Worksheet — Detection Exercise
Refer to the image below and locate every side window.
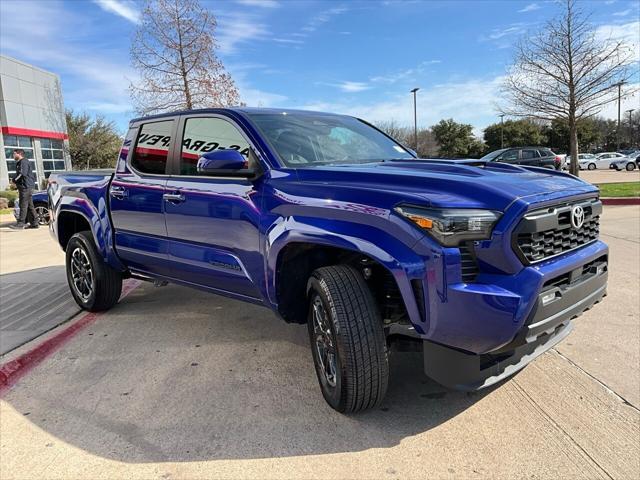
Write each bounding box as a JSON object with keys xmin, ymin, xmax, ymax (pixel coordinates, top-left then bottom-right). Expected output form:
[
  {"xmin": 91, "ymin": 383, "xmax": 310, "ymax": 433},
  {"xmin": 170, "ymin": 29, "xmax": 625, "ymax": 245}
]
[
  {"xmin": 499, "ymin": 150, "xmax": 518, "ymax": 162},
  {"xmin": 521, "ymin": 149, "xmax": 537, "ymax": 160},
  {"xmin": 131, "ymin": 121, "xmax": 173, "ymax": 175},
  {"xmin": 180, "ymin": 117, "xmax": 250, "ymax": 175}
]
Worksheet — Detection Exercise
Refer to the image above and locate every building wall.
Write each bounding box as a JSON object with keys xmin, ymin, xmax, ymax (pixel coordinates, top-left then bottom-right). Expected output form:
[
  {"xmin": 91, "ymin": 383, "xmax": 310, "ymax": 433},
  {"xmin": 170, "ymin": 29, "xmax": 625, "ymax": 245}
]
[{"xmin": 0, "ymin": 55, "xmax": 71, "ymax": 190}]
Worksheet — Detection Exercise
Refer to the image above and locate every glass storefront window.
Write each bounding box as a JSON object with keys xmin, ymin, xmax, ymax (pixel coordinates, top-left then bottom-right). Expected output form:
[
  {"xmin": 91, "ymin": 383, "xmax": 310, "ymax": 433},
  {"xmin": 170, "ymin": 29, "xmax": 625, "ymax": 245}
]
[
  {"xmin": 3, "ymin": 135, "xmax": 36, "ymax": 181},
  {"xmin": 40, "ymin": 137, "xmax": 66, "ymax": 177}
]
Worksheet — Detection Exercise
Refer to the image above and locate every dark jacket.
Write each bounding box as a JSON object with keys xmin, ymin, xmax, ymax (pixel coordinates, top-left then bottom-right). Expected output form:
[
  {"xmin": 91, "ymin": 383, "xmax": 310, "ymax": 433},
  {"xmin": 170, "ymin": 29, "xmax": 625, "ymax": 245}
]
[{"xmin": 15, "ymin": 157, "xmax": 36, "ymax": 189}]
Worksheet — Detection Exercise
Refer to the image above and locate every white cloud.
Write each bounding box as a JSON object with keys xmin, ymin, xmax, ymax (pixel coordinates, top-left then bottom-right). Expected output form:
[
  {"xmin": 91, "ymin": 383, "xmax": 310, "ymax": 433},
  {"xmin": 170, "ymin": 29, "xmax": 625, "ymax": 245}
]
[
  {"xmin": 594, "ymin": 20, "xmax": 640, "ymax": 63},
  {"xmin": 236, "ymin": 0, "xmax": 280, "ymax": 7},
  {"xmin": 612, "ymin": 9, "xmax": 632, "ymax": 17},
  {"xmin": 370, "ymin": 60, "xmax": 441, "ymax": 84},
  {"xmin": 272, "ymin": 38, "xmax": 305, "ymax": 45},
  {"xmin": 327, "ymin": 81, "xmax": 371, "ymax": 93},
  {"xmin": 216, "ymin": 12, "xmax": 270, "ymax": 54},
  {"xmin": 93, "ymin": 0, "xmax": 140, "ymax": 24},
  {"xmin": 518, "ymin": 3, "xmax": 540, "ymax": 13}
]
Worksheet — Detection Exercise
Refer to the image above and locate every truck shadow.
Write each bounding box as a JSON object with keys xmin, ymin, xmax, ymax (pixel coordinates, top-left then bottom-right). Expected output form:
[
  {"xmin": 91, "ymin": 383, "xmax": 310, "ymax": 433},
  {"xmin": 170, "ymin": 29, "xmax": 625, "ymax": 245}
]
[{"xmin": 3, "ymin": 283, "xmax": 493, "ymax": 462}]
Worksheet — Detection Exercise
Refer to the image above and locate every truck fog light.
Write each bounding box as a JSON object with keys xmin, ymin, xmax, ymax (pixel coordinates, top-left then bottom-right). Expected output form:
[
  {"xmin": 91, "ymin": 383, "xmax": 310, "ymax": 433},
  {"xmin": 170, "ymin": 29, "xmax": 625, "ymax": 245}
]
[{"xmin": 541, "ymin": 291, "xmax": 558, "ymax": 306}]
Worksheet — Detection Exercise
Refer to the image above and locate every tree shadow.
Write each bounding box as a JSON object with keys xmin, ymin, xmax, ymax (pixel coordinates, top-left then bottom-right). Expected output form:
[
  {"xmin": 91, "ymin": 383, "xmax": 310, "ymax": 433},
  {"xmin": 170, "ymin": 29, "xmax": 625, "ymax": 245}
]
[{"xmin": 3, "ymin": 283, "xmax": 492, "ymax": 462}]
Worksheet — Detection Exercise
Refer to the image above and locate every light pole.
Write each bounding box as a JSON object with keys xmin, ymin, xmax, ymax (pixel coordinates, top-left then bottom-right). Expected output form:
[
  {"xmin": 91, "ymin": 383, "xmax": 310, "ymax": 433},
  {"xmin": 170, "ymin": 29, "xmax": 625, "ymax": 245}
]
[
  {"xmin": 626, "ymin": 109, "xmax": 635, "ymax": 146},
  {"xmin": 410, "ymin": 88, "xmax": 419, "ymax": 151},
  {"xmin": 499, "ymin": 114, "xmax": 505, "ymax": 149},
  {"xmin": 616, "ymin": 81, "xmax": 625, "ymax": 152}
]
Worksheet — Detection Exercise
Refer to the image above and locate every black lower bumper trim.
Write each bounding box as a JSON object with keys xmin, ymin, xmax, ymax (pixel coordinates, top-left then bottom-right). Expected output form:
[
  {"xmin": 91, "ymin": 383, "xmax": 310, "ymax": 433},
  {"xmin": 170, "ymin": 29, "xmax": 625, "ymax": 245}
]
[{"xmin": 423, "ymin": 277, "xmax": 606, "ymax": 391}]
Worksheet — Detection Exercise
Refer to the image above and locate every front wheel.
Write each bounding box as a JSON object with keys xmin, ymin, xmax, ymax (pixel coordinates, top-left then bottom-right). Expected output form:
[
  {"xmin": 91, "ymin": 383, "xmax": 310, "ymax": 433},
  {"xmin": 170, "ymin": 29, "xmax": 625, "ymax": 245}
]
[
  {"xmin": 626, "ymin": 162, "xmax": 636, "ymax": 171},
  {"xmin": 588, "ymin": 163, "xmax": 596, "ymax": 170},
  {"xmin": 307, "ymin": 265, "xmax": 389, "ymax": 413},
  {"xmin": 66, "ymin": 231, "xmax": 122, "ymax": 311}
]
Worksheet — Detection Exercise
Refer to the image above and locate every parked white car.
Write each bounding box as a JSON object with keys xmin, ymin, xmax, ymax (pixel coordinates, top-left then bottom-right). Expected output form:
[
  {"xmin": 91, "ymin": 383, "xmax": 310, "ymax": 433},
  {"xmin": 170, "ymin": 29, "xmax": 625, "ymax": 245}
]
[
  {"xmin": 585, "ymin": 152, "xmax": 628, "ymax": 169},
  {"xmin": 610, "ymin": 156, "xmax": 637, "ymax": 171},
  {"xmin": 577, "ymin": 153, "xmax": 599, "ymax": 170}
]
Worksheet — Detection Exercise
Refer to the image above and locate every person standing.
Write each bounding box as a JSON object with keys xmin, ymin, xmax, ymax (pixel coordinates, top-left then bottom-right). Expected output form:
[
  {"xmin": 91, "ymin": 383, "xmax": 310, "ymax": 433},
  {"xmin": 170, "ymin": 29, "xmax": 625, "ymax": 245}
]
[{"xmin": 9, "ymin": 149, "xmax": 39, "ymax": 229}]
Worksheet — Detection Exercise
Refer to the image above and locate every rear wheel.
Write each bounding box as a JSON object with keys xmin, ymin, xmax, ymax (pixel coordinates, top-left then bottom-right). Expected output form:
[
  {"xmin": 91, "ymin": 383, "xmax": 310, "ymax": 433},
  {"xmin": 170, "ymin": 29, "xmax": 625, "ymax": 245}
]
[
  {"xmin": 66, "ymin": 231, "xmax": 122, "ymax": 311},
  {"xmin": 588, "ymin": 163, "xmax": 596, "ymax": 170},
  {"xmin": 307, "ymin": 265, "xmax": 389, "ymax": 413},
  {"xmin": 626, "ymin": 162, "xmax": 635, "ymax": 171},
  {"xmin": 34, "ymin": 203, "xmax": 50, "ymax": 225}
]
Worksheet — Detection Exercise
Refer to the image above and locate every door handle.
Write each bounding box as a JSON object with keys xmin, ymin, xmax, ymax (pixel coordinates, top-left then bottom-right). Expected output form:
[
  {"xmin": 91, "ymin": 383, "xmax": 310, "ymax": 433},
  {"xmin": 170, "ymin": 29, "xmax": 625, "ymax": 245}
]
[
  {"xmin": 110, "ymin": 186, "xmax": 128, "ymax": 199},
  {"xmin": 163, "ymin": 192, "xmax": 185, "ymax": 203}
]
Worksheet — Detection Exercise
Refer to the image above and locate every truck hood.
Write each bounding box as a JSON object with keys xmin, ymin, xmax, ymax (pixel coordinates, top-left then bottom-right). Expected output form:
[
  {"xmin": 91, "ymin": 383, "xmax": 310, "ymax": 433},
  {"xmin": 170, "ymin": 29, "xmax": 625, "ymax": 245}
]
[{"xmin": 291, "ymin": 160, "xmax": 598, "ymax": 211}]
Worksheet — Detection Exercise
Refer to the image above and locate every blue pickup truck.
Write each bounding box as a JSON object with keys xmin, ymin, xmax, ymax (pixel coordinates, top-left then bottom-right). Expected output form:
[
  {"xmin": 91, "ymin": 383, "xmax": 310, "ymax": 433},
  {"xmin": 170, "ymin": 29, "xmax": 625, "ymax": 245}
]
[{"xmin": 49, "ymin": 108, "xmax": 608, "ymax": 412}]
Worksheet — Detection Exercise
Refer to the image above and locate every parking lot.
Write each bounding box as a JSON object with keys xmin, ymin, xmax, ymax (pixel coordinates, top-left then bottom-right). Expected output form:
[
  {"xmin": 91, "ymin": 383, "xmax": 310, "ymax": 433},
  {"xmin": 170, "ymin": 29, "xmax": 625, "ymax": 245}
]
[{"xmin": 1, "ymin": 206, "xmax": 639, "ymax": 479}]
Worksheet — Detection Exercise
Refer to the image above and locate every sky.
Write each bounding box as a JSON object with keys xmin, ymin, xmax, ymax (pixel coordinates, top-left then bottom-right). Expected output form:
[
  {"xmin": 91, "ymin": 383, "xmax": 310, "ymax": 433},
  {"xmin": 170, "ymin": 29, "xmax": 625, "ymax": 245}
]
[{"xmin": 0, "ymin": 0, "xmax": 638, "ymax": 135}]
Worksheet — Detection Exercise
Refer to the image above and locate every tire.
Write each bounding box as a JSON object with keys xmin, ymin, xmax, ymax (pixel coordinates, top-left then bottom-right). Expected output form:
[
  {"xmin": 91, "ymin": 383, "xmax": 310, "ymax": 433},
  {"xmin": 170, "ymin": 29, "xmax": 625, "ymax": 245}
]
[
  {"xmin": 307, "ymin": 265, "xmax": 389, "ymax": 413},
  {"xmin": 34, "ymin": 203, "xmax": 50, "ymax": 225},
  {"xmin": 588, "ymin": 163, "xmax": 596, "ymax": 170},
  {"xmin": 626, "ymin": 162, "xmax": 635, "ymax": 171},
  {"xmin": 66, "ymin": 231, "xmax": 122, "ymax": 311}
]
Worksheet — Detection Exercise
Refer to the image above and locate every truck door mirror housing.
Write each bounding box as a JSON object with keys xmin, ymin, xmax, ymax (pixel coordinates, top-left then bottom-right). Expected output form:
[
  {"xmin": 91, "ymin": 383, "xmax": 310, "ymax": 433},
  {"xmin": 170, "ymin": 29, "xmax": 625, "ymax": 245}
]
[{"xmin": 197, "ymin": 150, "xmax": 256, "ymax": 178}]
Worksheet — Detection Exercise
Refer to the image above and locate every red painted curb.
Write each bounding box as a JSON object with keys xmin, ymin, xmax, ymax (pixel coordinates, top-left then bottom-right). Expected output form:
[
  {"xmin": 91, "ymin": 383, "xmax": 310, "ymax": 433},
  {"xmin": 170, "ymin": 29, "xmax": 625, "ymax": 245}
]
[
  {"xmin": 602, "ymin": 197, "xmax": 640, "ymax": 206},
  {"xmin": 0, "ymin": 279, "xmax": 141, "ymax": 397}
]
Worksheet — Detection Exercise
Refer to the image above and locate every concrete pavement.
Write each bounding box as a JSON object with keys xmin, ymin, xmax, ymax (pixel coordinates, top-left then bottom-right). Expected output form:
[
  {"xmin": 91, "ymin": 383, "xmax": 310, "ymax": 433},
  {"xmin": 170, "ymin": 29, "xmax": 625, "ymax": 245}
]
[{"xmin": 1, "ymin": 208, "xmax": 639, "ymax": 479}]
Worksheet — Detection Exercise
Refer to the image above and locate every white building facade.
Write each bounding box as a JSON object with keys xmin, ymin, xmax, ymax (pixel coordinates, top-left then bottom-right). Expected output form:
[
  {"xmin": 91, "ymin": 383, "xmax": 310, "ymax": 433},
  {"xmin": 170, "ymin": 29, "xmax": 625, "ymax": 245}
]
[{"xmin": 0, "ymin": 55, "xmax": 72, "ymax": 190}]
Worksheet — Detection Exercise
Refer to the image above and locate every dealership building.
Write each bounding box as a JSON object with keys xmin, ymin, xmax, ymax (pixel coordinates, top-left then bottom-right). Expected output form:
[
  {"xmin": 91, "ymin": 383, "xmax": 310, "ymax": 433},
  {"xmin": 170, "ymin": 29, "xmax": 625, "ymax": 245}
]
[{"xmin": 0, "ymin": 55, "xmax": 71, "ymax": 190}]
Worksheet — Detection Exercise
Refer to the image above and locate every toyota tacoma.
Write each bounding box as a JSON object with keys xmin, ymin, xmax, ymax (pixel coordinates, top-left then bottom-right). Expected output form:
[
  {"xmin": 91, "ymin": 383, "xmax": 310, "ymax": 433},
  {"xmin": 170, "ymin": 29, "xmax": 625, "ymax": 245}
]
[{"xmin": 48, "ymin": 108, "xmax": 608, "ymax": 413}]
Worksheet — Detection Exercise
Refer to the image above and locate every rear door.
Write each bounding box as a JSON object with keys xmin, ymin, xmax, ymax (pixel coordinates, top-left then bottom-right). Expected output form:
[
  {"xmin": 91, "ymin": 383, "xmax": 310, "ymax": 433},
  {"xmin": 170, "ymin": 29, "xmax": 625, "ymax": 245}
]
[
  {"xmin": 163, "ymin": 113, "xmax": 263, "ymax": 300},
  {"xmin": 519, "ymin": 148, "xmax": 541, "ymax": 167},
  {"xmin": 110, "ymin": 119, "xmax": 176, "ymax": 276}
]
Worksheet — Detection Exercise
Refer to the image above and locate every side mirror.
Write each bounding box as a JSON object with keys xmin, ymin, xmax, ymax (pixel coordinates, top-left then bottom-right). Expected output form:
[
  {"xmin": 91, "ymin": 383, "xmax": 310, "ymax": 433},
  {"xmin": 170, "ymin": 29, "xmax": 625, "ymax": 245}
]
[{"xmin": 197, "ymin": 150, "xmax": 254, "ymax": 177}]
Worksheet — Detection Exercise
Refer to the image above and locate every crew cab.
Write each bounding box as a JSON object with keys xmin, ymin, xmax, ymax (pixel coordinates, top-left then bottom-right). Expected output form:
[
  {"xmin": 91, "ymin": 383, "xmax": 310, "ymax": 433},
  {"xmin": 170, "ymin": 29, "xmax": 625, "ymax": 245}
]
[{"xmin": 48, "ymin": 108, "xmax": 608, "ymax": 413}]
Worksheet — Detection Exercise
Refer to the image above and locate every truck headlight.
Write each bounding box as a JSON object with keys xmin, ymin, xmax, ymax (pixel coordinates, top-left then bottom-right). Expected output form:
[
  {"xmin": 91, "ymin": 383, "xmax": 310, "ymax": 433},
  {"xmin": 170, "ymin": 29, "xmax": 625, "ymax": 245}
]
[{"xmin": 395, "ymin": 206, "xmax": 502, "ymax": 247}]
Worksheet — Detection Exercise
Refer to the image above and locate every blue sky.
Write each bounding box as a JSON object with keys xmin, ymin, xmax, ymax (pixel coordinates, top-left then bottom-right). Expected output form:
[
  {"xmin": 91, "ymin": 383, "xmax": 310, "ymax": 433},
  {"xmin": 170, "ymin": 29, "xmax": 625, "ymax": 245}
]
[{"xmin": 1, "ymin": 0, "xmax": 638, "ymax": 134}]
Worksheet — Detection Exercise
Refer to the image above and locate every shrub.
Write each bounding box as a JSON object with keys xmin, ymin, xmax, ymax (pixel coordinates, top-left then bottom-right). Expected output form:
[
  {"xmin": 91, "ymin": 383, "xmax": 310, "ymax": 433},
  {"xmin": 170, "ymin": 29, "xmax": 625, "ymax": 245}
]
[{"xmin": 0, "ymin": 190, "xmax": 19, "ymax": 207}]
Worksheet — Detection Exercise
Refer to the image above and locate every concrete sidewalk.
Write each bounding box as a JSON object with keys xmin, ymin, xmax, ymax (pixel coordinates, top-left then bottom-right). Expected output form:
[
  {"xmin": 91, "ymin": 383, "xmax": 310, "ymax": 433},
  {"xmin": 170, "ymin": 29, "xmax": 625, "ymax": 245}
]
[{"xmin": 0, "ymin": 208, "xmax": 638, "ymax": 479}]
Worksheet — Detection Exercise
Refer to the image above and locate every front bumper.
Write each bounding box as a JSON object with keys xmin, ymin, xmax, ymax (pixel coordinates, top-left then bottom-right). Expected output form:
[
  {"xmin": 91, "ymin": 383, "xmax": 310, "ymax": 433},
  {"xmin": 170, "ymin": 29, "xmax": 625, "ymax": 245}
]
[{"xmin": 422, "ymin": 251, "xmax": 607, "ymax": 390}]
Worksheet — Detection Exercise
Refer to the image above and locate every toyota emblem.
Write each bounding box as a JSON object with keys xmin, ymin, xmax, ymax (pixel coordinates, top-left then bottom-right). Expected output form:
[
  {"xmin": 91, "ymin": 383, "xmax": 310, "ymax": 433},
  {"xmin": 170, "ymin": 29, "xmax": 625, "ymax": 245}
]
[{"xmin": 571, "ymin": 205, "xmax": 585, "ymax": 229}]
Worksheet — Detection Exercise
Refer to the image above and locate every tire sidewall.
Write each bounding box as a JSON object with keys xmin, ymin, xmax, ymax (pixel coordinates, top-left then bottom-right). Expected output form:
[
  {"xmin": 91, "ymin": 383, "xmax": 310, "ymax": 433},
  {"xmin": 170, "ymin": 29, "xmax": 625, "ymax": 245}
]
[
  {"xmin": 66, "ymin": 233, "xmax": 100, "ymax": 310},
  {"xmin": 626, "ymin": 163, "xmax": 635, "ymax": 171},
  {"xmin": 307, "ymin": 276, "xmax": 344, "ymax": 410},
  {"xmin": 588, "ymin": 163, "xmax": 596, "ymax": 170}
]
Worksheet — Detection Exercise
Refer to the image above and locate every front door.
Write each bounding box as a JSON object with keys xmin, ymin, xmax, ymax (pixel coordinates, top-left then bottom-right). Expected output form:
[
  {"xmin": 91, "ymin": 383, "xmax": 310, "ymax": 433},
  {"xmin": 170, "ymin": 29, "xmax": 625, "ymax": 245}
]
[
  {"xmin": 163, "ymin": 114, "xmax": 262, "ymax": 300},
  {"xmin": 110, "ymin": 119, "xmax": 175, "ymax": 276}
]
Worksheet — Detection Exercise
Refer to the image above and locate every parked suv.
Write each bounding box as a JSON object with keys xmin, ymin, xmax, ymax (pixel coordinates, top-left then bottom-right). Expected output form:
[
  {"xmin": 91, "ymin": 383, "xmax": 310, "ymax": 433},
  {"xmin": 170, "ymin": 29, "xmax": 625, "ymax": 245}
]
[
  {"xmin": 480, "ymin": 147, "xmax": 562, "ymax": 170},
  {"xmin": 49, "ymin": 108, "xmax": 608, "ymax": 413}
]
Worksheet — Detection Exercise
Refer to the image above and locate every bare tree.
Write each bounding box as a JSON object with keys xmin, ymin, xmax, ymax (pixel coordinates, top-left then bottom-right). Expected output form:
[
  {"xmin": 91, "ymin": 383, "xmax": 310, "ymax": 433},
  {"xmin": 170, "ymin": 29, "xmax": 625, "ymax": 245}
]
[
  {"xmin": 502, "ymin": 0, "xmax": 634, "ymax": 175},
  {"xmin": 130, "ymin": 0, "xmax": 240, "ymax": 115}
]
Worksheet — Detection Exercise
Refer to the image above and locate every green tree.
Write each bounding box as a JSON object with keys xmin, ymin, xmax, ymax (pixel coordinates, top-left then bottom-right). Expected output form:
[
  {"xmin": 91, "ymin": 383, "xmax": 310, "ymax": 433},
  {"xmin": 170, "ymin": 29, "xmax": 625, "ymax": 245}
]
[
  {"xmin": 432, "ymin": 119, "xmax": 485, "ymax": 158},
  {"xmin": 66, "ymin": 110, "xmax": 123, "ymax": 170},
  {"xmin": 543, "ymin": 118, "xmax": 601, "ymax": 153},
  {"xmin": 483, "ymin": 119, "xmax": 546, "ymax": 151}
]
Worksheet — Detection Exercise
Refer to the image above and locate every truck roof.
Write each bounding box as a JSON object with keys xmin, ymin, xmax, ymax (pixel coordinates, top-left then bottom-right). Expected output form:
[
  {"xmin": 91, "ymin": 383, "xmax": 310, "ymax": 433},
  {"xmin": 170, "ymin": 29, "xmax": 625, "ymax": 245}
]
[{"xmin": 129, "ymin": 107, "xmax": 344, "ymax": 125}]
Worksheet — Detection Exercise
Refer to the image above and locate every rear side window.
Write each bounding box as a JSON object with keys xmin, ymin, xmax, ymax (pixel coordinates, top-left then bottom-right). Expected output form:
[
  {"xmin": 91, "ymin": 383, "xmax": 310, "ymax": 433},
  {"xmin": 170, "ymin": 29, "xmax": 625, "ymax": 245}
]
[
  {"xmin": 537, "ymin": 149, "xmax": 551, "ymax": 157},
  {"xmin": 131, "ymin": 120, "xmax": 173, "ymax": 174},
  {"xmin": 521, "ymin": 149, "xmax": 538, "ymax": 159},
  {"xmin": 180, "ymin": 116, "xmax": 249, "ymax": 175}
]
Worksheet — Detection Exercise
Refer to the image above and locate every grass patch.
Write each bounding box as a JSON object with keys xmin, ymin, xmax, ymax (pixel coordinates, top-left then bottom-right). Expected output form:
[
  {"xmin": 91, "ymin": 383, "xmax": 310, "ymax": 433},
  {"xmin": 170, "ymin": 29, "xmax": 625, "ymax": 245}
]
[
  {"xmin": 597, "ymin": 182, "xmax": 640, "ymax": 197},
  {"xmin": 0, "ymin": 208, "xmax": 13, "ymax": 215}
]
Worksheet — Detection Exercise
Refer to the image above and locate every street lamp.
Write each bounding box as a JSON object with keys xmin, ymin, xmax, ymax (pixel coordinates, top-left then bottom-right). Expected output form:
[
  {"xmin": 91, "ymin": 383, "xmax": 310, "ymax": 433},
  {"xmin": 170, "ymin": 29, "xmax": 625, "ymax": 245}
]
[
  {"xmin": 410, "ymin": 88, "xmax": 420, "ymax": 151},
  {"xmin": 616, "ymin": 81, "xmax": 625, "ymax": 152},
  {"xmin": 499, "ymin": 114, "xmax": 505, "ymax": 149}
]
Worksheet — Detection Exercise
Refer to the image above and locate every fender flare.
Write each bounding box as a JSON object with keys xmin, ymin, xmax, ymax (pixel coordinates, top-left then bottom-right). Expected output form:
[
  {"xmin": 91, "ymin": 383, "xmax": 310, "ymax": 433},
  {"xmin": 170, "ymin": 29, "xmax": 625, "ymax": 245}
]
[
  {"xmin": 264, "ymin": 216, "xmax": 428, "ymax": 328},
  {"xmin": 54, "ymin": 194, "xmax": 125, "ymax": 271}
]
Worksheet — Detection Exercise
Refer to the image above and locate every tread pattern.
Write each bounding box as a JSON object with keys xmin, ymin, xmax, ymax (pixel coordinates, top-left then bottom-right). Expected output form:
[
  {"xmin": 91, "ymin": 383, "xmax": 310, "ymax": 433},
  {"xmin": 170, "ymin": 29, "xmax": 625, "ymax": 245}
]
[{"xmin": 311, "ymin": 265, "xmax": 389, "ymax": 412}]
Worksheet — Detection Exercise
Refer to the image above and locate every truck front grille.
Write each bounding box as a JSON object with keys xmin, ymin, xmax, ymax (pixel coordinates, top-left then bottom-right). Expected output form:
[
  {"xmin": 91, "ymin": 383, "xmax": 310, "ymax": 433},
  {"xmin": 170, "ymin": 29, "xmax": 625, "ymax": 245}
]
[{"xmin": 513, "ymin": 197, "xmax": 602, "ymax": 264}]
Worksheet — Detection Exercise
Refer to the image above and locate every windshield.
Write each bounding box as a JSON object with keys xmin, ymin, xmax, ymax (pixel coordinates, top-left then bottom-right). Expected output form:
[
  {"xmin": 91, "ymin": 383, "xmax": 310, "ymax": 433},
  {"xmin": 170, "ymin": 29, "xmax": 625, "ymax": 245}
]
[
  {"xmin": 245, "ymin": 112, "xmax": 414, "ymax": 167},
  {"xmin": 479, "ymin": 148, "xmax": 508, "ymax": 161}
]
